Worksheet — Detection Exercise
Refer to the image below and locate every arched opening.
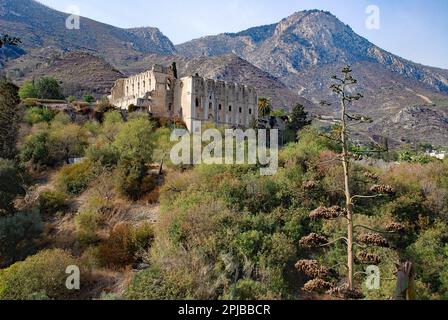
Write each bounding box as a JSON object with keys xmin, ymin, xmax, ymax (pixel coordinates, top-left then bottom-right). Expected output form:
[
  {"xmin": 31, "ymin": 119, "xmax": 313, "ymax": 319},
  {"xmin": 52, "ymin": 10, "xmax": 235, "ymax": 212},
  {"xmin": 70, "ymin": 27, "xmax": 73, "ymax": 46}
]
[
  {"xmin": 195, "ymin": 98, "xmax": 200, "ymax": 108},
  {"xmin": 166, "ymin": 79, "xmax": 172, "ymax": 91},
  {"xmin": 209, "ymin": 102, "xmax": 213, "ymax": 110}
]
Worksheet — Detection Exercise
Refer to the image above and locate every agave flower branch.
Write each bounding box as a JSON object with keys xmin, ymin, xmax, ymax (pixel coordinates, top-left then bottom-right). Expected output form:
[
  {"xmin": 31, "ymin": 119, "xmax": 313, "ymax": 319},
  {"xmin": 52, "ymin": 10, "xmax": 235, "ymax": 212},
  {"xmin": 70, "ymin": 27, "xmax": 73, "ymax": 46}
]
[{"xmin": 296, "ymin": 66, "xmax": 400, "ymax": 299}]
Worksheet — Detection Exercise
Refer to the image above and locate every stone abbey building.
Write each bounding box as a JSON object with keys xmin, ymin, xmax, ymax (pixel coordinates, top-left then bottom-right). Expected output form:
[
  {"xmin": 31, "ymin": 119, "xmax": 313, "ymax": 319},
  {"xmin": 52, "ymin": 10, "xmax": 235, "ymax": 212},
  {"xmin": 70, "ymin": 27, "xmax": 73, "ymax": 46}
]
[{"xmin": 109, "ymin": 65, "xmax": 258, "ymax": 132}]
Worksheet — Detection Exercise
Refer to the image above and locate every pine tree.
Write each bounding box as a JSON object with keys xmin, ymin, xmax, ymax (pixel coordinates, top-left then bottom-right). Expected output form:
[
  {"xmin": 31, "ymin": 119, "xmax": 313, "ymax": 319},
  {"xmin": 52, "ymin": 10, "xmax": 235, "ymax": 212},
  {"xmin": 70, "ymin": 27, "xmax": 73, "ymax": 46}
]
[
  {"xmin": 288, "ymin": 103, "xmax": 311, "ymax": 134},
  {"xmin": 172, "ymin": 62, "xmax": 178, "ymax": 79},
  {"xmin": 0, "ymin": 79, "xmax": 21, "ymax": 160}
]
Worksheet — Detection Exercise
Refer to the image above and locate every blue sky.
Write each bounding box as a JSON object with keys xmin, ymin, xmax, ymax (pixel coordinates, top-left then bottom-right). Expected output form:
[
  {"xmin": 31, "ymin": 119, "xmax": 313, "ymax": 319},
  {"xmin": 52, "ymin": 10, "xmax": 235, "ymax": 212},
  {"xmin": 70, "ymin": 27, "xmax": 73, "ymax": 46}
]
[{"xmin": 36, "ymin": 0, "xmax": 448, "ymax": 69}]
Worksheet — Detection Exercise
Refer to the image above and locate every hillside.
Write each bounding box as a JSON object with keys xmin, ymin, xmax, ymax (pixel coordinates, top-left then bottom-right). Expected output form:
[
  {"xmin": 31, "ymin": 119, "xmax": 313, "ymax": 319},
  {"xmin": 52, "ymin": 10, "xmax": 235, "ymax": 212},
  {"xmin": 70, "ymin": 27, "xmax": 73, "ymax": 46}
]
[
  {"xmin": 2, "ymin": 3, "xmax": 448, "ymax": 145},
  {"xmin": 371, "ymin": 105, "xmax": 448, "ymax": 147},
  {"xmin": 4, "ymin": 50, "xmax": 125, "ymax": 97},
  {"xmin": 0, "ymin": 0, "xmax": 176, "ymax": 66}
]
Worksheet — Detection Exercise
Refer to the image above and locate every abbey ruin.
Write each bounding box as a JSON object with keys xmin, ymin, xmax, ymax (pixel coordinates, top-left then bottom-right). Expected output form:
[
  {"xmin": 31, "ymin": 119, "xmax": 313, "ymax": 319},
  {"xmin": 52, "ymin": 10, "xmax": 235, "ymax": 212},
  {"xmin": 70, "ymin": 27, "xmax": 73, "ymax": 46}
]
[{"xmin": 109, "ymin": 65, "xmax": 258, "ymax": 131}]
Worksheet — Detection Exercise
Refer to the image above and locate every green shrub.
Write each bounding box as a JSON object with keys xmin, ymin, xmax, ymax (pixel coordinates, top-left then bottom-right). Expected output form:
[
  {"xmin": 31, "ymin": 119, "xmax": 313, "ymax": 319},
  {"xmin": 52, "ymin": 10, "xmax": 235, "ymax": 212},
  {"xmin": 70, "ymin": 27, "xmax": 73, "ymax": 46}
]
[
  {"xmin": 407, "ymin": 222, "xmax": 448, "ymax": 298},
  {"xmin": 24, "ymin": 107, "xmax": 56, "ymax": 125},
  {"xmin": 231, "ymin": 279, "xmax": 268, "ymax": 300},
  {"xmin": 35, "ymin": 77, "xmax": 64, "ymax": 100},
  {"xmin": 124, "ymin": 265, "xmax": 187, "ymax": 300},
  {"xmin": 86, "ymin": 143, "xmax": 119, "ymax": 169},
  {"xmin": 57, "ymin": 160, "xmax": 95, "ymax": 195},
  {"xmin": 97, "ymin": 222, "xmax": 154, "ymax": 269},
  {"xmin": 0, "ymin": 211, "xmax": 43, "ymax": 268},
  {"xmin": 0, "ymin": 159, "xmax": 25, "ymax": 215},
  {"xmin": 75, "ymin": 209, "xmax": 101, "ymax": 245},
  {"xmin": 20, "ymin": 131, "xmax": 53, "ymax": 166},
  {"xmin": 0, "ymin": 249, "xmax": 80, "ymax": 300},
  {"xmin": 75, "ymin": 193, "xmax": 108, "ymax": 245},
  {"xmin": 83, "ymin": 94, "xmax": 95, "ymax": 104},
  {"xmin": 115, "ymin": 158, "xmax": 147, "ymax": 200},
  {"xmin": 18, "ymin": 81, "xmax": 38, "ymax": 100},
  {"xmin": 38, "ymin": 191, "xmax": 67, "ymax": 215}
]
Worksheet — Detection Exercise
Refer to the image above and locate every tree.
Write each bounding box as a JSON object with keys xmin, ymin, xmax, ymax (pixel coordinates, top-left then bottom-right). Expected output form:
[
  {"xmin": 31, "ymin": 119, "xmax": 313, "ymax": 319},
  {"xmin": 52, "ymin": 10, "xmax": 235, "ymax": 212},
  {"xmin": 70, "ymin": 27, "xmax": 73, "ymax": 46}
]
[
  {"xmin": 83, "ymin": 94, "xmax": 95, "ymax": 104},
  {"xmin": 172, "ymin": 62, "xmax": 178, "ymax": 79},
  {"xmin": 0, "ymin": 210, "xmax": 42, "ymax": 267},
  {"xmin": 20, "ymin": 131, "xmax": 52, "ymax": 166},
  {"xmin": 0, "ymin": 159, "xmax": 25, "ymax": 215},
  {"xmin": 258, "ymin": 97, "xmax": 271, "ymax": 118},
  {"xmin": 0, "ymin": 79, "xmax": 21, "ymax": 160},
  {"xmin": 296, "ymin": 66, "xmax": 397, "ymax": 298},
  {"xmin": 49, "ymin": 124, "xmax": 88, "ymax": 164},
  {"xmin": 102, "ymin": 110, "xmax": 124, "ymax": 143},
  {"xmin": 115, "ymin": 157, "xmax": 147, "ymax": 200},
  {"xmin": 113, "ymin": 117, "xmax": 154, "ymax": 163},
  {"xmin": 288, "ymin": 104, "xmax": 311, "ymax": 134},
  {"xmin": 34, "ymin": 77, "xmax": 64, "ymax": 100},
  {"xmin": 18, "ymin": 81, "xmax": 39, "ymax": 100},
  {"xmin": 24, "ymin": 106, "xmax": 56, "ymax": 124},
  {"xmin": 152, "ymin": 127, "xmax": 175, "ymax": 175},
  {"xmin": 0, "ymin": 34, "xmax": 21, "ymax": 48}
]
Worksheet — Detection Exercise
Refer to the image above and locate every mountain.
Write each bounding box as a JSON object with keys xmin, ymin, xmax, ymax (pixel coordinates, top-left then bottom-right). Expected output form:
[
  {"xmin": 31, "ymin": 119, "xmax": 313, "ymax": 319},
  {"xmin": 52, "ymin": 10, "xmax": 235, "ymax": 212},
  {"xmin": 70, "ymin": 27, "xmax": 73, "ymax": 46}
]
[
  {"xmin": 371, "ymin": 105, "xmax": 448, "ymax": 147},
  {"xmin": 3, "ymin": 49, "xmax": 125, "ymax": 97},
  {"xmin": 2, "ymin": 2, "xmax": 448, "ymax": 145},
  {"xmin": 0, "ymin": 0, "xmax": 176, "ymax": 66},
  {"xmin": 177, "ymin": 10, "xmax": 448, "ymax": 109}
]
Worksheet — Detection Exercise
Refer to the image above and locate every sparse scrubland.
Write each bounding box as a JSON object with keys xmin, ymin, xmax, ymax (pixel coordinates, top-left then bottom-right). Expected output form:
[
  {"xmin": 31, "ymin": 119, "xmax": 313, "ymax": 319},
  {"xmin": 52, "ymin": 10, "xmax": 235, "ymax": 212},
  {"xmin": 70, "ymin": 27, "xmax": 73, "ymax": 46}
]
[{"xmin": 1, "ymin": 76, "xmax": 448, "ymax": 300}]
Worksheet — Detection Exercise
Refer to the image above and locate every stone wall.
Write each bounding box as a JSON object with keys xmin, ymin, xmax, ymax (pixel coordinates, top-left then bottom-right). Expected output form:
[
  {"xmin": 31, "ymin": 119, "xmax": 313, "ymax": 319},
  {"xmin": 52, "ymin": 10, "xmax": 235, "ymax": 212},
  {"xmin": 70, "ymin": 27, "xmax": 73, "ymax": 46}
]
[{"xmin": 109, "ymin": 65, "xmax": 258, "ymax": 131}]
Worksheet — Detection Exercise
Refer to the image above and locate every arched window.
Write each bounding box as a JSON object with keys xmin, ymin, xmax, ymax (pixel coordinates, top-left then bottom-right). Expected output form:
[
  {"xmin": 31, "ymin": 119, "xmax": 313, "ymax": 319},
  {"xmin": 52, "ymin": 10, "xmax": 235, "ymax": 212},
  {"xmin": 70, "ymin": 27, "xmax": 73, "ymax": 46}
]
[
  {"xmin": 195, "ymin": 98, "xmax": 200, "ymax": 108},
  {"xmin": 229, "ymin": 105, "xmax": 232, "ymax": 112},
  {"xmin": 209, "ymin": 102, "xmax": 213, "ymax": 110},
  {"xmin": 218, "ymin": 104, "xmax": 222, "ymax": 111}
]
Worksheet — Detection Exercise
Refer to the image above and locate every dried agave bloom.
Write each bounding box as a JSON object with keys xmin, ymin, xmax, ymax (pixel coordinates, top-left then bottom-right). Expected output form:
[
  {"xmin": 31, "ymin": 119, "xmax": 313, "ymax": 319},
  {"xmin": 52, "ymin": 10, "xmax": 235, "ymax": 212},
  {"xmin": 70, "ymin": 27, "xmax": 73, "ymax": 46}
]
[
  {"xmin": 328, "ymin": 284, "xmax": 365, "ymax": 300},
  {"xmin": 364, "ymin": 171, "xmax": 379, "ymax": 181},
  {"xmin": 302, "ymin": 180, "xmax": 317, "ymax": 190},
  {"xmin": 309, "ymin": 206, "xmax": 346, "ymax": 220},
  {"xmin": 340, "ymin": 288, "xmax": 365, "ymax": 300},
  {"xmin": 370, "ymin": 184, "xmax": 396, "ymax": 195},
  {"xmin": 299, "ymin": 233, "xmax": 328, "ymax": 248},
  {"xmin": 295, "ymin": 260, "xmax": 329, "ymax": 278},
  {"xmin": 357, "ymin": 233, "xmax": 389, "ymax": 248},
  {"xmin": 303, "ymin": 279, "xmax": 332, "ymax": 293},
  {"xmin": 356, "ymin": 251, "xmax": 381, "ymax": 265},
  {"xmin": 386, "ymin": 222, "xmax": 405, "ymax": 233}
]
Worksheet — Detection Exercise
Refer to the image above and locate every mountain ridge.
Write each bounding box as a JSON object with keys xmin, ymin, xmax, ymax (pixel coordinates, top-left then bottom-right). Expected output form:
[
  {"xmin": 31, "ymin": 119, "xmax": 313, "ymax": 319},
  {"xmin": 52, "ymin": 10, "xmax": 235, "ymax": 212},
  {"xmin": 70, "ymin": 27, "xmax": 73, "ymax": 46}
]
[
  {"xmin": 0, "ymin": 0, "xmax": 176, "ymax": 66},
  {"xmin": 2, "ymin": 2, "xmax": 448, "ymax": 145}
]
